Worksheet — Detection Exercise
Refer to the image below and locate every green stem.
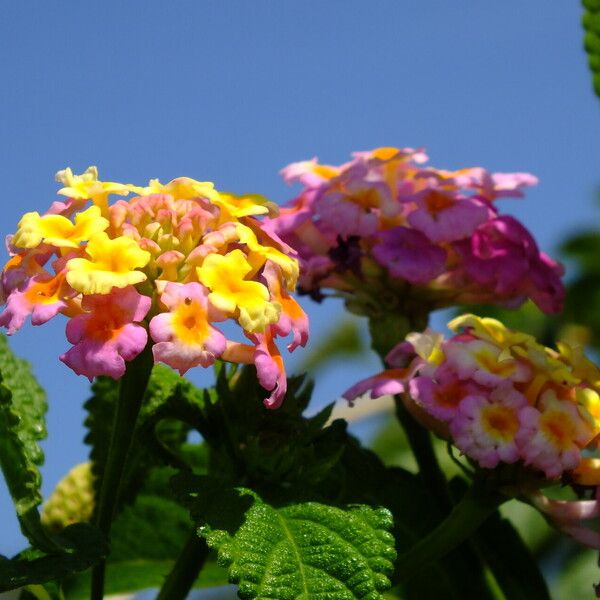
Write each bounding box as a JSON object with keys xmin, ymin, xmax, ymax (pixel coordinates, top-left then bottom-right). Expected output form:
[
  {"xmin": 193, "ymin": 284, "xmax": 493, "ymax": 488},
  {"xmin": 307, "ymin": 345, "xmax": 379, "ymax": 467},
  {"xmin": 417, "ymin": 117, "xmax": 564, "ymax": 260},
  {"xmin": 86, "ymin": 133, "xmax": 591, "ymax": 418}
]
[
  {"xmin": 395, "ymin": 481, "xmax": 506, "ymax": 582},
  {"xmin": 393, "ymin": 396, "xmax": 453, "ymax": 511},
  {"xmin": 90, "ymin": 344, "xmax": 154, "ymax": 600},
  {"xmin": 156, "ymin": 529, "xmax": 210, "ymax": 600},
  {"xmin": 368, "ymin": 313, "xmax": 451, "ymax": 511},
  {"xmin": 20, "ymin": 508, "xmax": 63, "ymax": 554}
]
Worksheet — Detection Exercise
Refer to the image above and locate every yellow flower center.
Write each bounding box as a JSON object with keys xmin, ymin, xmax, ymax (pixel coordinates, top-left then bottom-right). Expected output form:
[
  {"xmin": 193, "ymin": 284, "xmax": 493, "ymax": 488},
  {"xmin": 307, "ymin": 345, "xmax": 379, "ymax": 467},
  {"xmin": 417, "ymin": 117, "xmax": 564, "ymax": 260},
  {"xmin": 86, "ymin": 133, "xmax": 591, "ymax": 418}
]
[
  {"xmin": 481, "ymin": 406, "xmax": 519, "ymax": 441},
  {"xmin": 171, "ymin": 299, "xmax": 209, "ymax": 346}
]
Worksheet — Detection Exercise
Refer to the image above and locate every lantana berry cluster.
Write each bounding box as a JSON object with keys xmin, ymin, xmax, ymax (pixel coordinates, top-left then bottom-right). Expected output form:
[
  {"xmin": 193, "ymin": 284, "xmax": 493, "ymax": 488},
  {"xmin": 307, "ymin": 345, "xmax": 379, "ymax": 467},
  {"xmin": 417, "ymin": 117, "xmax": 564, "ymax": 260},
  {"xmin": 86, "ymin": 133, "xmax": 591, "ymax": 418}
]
[
  {"xmin": 0, "ymin": 167, "xmax": 308, "ymax": 407},
  {"xmin": 267, "ymin": 147, "xmax": 564, "ymax": 315},
  {"xmin": 345, "ymin": 314, "xmax": 600, "ymax": 482}
]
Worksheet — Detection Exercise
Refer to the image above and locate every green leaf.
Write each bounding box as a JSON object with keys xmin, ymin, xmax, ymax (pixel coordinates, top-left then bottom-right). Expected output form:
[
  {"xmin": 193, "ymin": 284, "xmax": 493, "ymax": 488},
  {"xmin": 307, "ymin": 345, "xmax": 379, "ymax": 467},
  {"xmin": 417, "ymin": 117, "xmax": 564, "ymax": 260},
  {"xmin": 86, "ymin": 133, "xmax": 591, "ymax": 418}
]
[
  {"xmin": 62, "ymin": 559, "xmax": 227, "ymax": 600},
  {"xmin": 0, "ymin": 335, "xmax": 53, "ymax": 550},
  {"xmin": 204, "ymin": 365, "xmax": 350, "ymax": 492},
  {"xmin": 583, "ymin": 0, "xmax": 600, "ymax": 98},
  {"xmin": 0, "ymin": 524, "xmax": 107, "ymax": 592},
  {"xmin": 473, "ymin": 507, "xmax": 550, "ymax": 600},
  {"xmin": 84, "ymin": 364, "xmax": 194, "ymax": 510},
  {"xmin": 175, "ymin": 476, "xmax": 396, "ymax": 600},
  {"xmin": 20, "ymin": 581, "xmax": 64, "ymax": 600},
  {"xmin": 0, "ymin": 334, "xmax": 47, "ymax": 469},
  {"xmin": 61, "ymin": 492, "xmax": 228, "ymax": 599},
  {"xmin": 553, "ymin": 548, "xmax": 600, "ymax": 600},
  {"xmin": 336, "ymin": 441, "xmax": 497, "ymax": 600},
  {"xmin": 299, "ymin": 318, "xmax": 366, "ymax": 374}
]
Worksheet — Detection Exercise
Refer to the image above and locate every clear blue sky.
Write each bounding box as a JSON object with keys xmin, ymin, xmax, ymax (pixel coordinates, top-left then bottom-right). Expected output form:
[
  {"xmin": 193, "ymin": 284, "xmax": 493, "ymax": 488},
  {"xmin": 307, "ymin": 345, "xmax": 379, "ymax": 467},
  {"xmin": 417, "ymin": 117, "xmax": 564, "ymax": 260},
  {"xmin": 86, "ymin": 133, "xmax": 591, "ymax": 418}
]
[{"xmin": 0, "ymin": 1, "xmax": 599, "ymax": 558}]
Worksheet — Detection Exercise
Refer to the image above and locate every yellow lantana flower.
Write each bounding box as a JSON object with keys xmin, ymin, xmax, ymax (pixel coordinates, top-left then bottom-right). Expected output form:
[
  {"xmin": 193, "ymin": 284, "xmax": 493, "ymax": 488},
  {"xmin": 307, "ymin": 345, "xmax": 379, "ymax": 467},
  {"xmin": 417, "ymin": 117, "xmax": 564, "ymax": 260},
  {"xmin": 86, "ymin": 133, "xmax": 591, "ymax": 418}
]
[
  {"xmin": 235, "ymin": 223, "xmax": 299, "ymax": 290},
  {"xmin": 448, "ymin": 314, "xmax": 536, "ymax": 350},
  {"xmin": 56, "ymin": 166, "xmax": 133, "ymax": 214},
  {"xmin": 197, "ymin": 249, "xmax": 280, "ymax": 333},
  {"xmin": 214, "ymin": 192, "xmax": 278, "ymax": 220},
  {"xmin": 13, "ymin": 206, "xmax": 109, "ymax": 250},
  {"xmin": 140, "ymin": 177, "xmax": 220, "ymax": 203},
  {"xmin": 66, "ymin": 232, "xmax": 150, "ymax": 294}
]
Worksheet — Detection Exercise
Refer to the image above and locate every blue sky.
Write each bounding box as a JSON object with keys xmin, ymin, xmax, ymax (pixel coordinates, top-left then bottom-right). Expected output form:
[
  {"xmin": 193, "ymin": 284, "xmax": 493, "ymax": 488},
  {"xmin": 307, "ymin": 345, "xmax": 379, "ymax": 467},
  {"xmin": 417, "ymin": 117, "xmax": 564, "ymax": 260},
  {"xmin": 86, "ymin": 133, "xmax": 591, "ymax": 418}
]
[{"xmin": 0, "ymin": 1, "xmax": 599, "ymax": 558}]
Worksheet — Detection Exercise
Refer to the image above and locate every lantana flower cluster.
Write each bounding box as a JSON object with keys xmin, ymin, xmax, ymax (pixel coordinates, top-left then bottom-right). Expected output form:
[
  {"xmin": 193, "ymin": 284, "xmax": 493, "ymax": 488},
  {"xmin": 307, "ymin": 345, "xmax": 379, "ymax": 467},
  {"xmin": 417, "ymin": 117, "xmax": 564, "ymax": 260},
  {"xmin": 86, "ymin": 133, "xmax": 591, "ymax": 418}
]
[
  {"xmin": 344, "ymin": 314, "xmax": 600, "ymax": 481},
  {"xmin": 268, "ymin": 147, "xmax": 564, "ymax": 314},
  {"xmin": 0, "ymin": 167, "xmax": 308, "ymax": 407}
]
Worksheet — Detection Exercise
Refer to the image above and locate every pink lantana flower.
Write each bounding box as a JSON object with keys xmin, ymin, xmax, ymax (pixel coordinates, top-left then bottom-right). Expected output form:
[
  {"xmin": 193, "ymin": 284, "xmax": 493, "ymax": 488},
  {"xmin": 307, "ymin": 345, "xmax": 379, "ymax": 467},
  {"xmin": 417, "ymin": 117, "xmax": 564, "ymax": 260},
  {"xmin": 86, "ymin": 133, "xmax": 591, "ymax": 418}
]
[
  {"xmin": 269, "ymin": 147, "xmax": 563, "ymax": 317},
  {"xmin": 449, "ymin": 386, "xmax": 527, "ymax": 469},
  {"xmin": 149, "ymin": 282, "xmax": 227, "ymax": 375},
  {"xmin": 2, "ymin": 168, "xmax": 308, "ymax": 408},
  {"xmin": 372, "ymin": 227, "xmax": 447, "ymax": 284},
  {"xmin": 409, "ymin": 364, "xmax": 485, "ymax": 422},
  {"xmin": 517, "ymin": 392, "xmax": 595, "ymax": 479},
  {"xmin": 443, "ymin": 338, "xmax": 531, "ymax": 387},
  {"xmin": 262, "ymin": 262, "xmax": 308, "ymax": 352},
  {"xmin": 406, "ymin": 190, "xmax": 491, "ymax": 243},
  {"xmin": 343, "ymin": 314, "xmax": 600, "ymax": 481},
  {"xmin": 0, "ymin": 271, "xmax": 73, "ymax": 334},
  {"xmin": 251, "ymin": 330, "xmax": 288, "ymax": 409},
  {"xmin": 530, "ymin": 486, "xmax": 600, "ymax": 549},
  {"xmin": 60, "ymin": 286, "xmax": 150, "ymax": 380},
  {"xmin": 343, "ymin": 370, "xmax": 406, "ymax": 404},
  {"xmin": 453, "ymin": 216, "xmax": 565, "ymax": 312}
]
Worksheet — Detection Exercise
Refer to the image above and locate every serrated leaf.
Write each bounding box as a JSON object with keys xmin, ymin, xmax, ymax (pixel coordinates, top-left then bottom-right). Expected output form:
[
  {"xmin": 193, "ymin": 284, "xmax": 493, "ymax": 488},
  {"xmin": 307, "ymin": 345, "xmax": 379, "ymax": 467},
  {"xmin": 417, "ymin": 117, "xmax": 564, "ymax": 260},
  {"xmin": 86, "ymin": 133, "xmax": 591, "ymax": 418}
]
[
  {"xmin": 583, "ymin": 0, "xmax": 600, "ymax": 98},
  {"xmin": 337, "ymin": 440, "xmax": 497, "ymax": 600},
  {"xmin": 200, "ymin": 365, "xmax": 347, "ymax": 491},
  {"xmin": 175, "ymin": 476, "xmax": 396, "ymax": 600},
  {"xmin": 0, "ymin": 335, "xmax": 47, "ymax": 514},
  {"xmin": 0, "ymin": 335, "xmax": 53, "ymax": 550},
  {"xmin": 0, "ymin": 334, "xmax": 47, "ymax": 468},
  {"xmin": 0, "ymin": 524, "xmax": 107, "ymax": 592}
]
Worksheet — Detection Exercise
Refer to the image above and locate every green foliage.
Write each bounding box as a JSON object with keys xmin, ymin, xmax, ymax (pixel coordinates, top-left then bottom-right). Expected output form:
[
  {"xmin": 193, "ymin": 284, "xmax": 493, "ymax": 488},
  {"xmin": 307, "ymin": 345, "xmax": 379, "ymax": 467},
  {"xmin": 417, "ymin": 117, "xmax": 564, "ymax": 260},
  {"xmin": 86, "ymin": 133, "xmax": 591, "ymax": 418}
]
[
  {"xmin": 299, "ymin": 318, "xmax": 365, "ymax": 374},
  {"xmin": 583, "ymin": 0, "xmax": 600, "ymax": 98},
  {"xmin": 339, "ymin": 440, "xmax": 498, "ymax": 600},
  {"xmin": 84, "ymin": 364, "xmax": 195, "ymax": 510},
  {"xmin": 0, "ymin": 334, "xmax": 47, "ymax": 471},
  {"xmin": 553, "ymin": 548, "xmax": 600, "ymax": 599},
  {"xmin": 0, "ymin": 524, "xmax": 107, "ymax": 592},
  {"xmin": 473, "ymin": 513, "xmax": 550, "ymax": 600},
  {"xmin": 174, "ymin": 475, "xmax": 396, "ymax": 600},
  {"xmin": 0, "ymin": 335, "xmax": 56, "ymax": 551},
  {"xmin": 61, "ymin": 489, "xmax": 228, "ymax": 599}
]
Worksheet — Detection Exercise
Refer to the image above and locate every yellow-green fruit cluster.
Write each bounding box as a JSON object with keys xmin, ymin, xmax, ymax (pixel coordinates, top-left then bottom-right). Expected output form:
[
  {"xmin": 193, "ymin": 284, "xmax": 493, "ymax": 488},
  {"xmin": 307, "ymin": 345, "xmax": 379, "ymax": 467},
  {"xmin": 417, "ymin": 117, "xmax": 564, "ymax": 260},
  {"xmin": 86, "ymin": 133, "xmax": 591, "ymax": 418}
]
[{"xmin": 41, "ymin": 462, "xmax": 95, "ymax": 533}]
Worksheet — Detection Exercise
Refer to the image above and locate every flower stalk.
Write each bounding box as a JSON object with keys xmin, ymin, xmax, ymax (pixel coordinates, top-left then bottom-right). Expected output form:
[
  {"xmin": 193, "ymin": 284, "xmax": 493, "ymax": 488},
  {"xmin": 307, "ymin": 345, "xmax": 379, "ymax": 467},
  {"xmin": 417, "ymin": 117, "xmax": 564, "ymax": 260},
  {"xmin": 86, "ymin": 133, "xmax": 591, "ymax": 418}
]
[
  {"xmin": 156, "ymin": 530, "xmax": 210, "ymax": 600},
  {"xmin": 369, "ymin": 313, "xmax": 452, "ymax": 511},
  {"xmin": 395, "ymin": 480, "xmax": 506, "ymax": 582},
  {"xmin": 90, "ymin": 343, "xmax": 154, "ymax": 600}
]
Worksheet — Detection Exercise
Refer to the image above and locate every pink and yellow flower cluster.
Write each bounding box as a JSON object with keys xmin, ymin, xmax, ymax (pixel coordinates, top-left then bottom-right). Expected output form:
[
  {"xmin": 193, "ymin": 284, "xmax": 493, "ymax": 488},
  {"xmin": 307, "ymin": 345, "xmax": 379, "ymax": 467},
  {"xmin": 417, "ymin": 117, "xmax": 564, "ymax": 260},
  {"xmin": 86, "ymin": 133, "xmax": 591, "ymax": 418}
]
[
  {"xmin": 344, "ymin": 314, "xmax": 600, "ymax": 481},
  {"xmin": 0, "ymin": 167, "xmax": 308, "ymax": 407},
  {"xmin": 268, "ymin": 148, "xmax": 564, "ymax": 314}
]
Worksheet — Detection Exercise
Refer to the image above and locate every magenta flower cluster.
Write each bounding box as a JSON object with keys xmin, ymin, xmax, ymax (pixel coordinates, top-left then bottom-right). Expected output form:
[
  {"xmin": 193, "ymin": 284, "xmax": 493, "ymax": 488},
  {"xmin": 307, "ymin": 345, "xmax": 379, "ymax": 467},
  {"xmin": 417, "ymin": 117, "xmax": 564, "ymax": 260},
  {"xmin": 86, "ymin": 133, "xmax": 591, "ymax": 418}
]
[{"xmin": 267, "ymin": 147, "xmax": 564, "ymax": 313}]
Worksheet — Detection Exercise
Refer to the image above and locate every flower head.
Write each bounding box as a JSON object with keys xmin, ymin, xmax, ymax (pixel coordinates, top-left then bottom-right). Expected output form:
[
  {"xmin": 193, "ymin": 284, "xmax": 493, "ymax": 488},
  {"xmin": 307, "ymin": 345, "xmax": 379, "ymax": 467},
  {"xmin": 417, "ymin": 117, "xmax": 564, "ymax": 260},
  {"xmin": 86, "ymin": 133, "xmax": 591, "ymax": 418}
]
[
  {"xmin": 1, "ymin": 167, "xmax": 308, "ymax": 407},
  {"xmin": 344, "ymin": 314, "xmax": 600, "ymax": 481},
  {"xmin": 268, "ymin": 148, "xmax": 564, "ymax": 317}
]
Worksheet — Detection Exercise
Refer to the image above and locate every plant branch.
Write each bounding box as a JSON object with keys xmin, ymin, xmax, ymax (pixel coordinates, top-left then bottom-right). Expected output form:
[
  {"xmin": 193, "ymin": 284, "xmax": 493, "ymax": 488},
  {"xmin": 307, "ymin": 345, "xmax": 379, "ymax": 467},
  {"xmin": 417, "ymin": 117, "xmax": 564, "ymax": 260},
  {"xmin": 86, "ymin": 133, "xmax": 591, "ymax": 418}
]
[
  {"xmin": 368, "ymin": 312, "xmax": 452, "ymax": 511},
  {"xmin": 90, "ymin": 344, "xmax": 154, "ymax": 600},
  {"xmin": 156, "ymin": 529, "xmax": 209, "ymax": 600},
  {"xmin": 395, "ymin": 481, "xmax": 506, "ymax": 582},
  {"xmin": 393, "ymin": 395, "xmax": 453, "ymax": 511}
]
